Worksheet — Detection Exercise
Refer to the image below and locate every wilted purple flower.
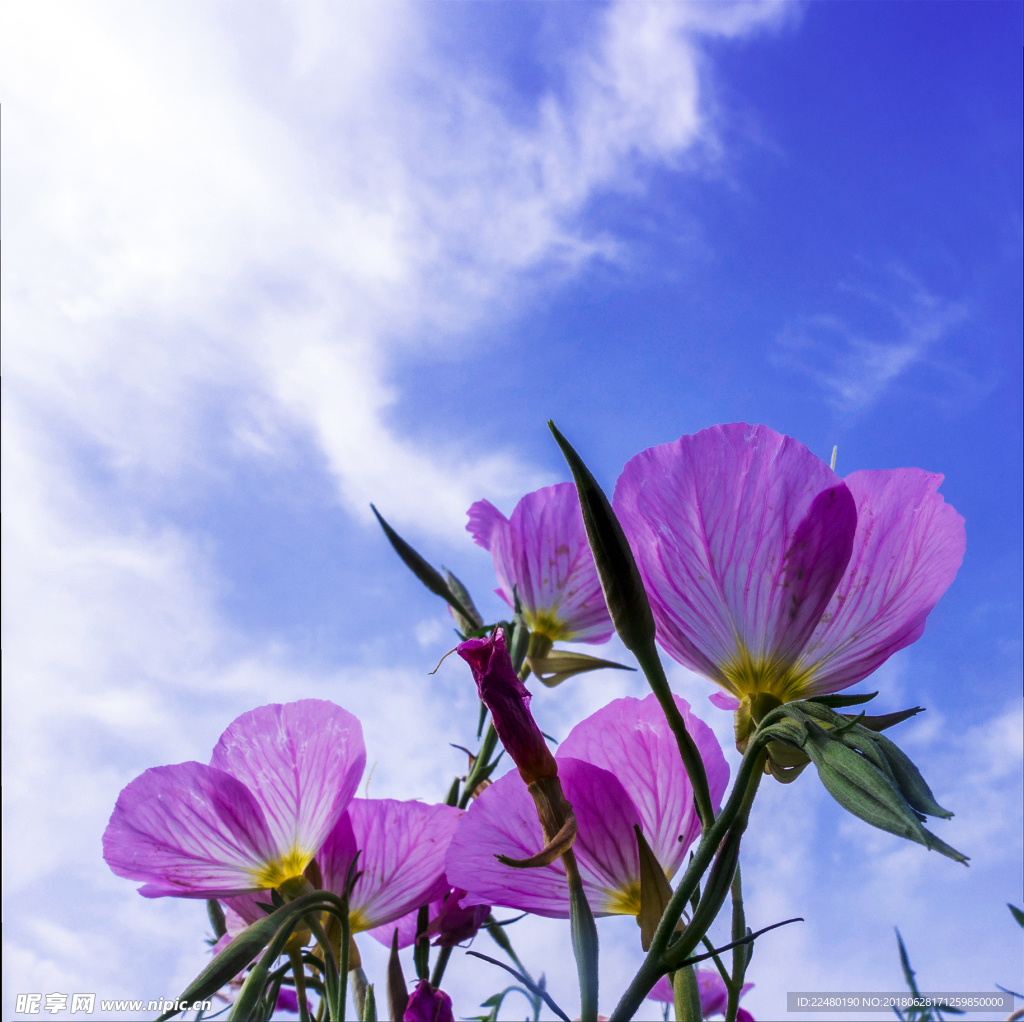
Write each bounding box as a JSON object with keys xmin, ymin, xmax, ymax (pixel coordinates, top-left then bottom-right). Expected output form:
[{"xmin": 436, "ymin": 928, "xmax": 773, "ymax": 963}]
[
  {"xmin": 446, "ymin": 694, "xmax": 728, "ymax": 917},
  {"xmin": 404, "ymin": 980, "xmax": 454, "ymax": 1022},
  {"xmin": 467, "ymin": 483, "xmax": 612, "ymax": 643},
  {"xmin": 104, "ymin": 701, "xmax": 365, "ymax": 897},
  {"xmin": 457, "ymin": 629, "xmax": 557, "ymax": 785},
  {"xmin": 613, "ymin": 423, "xmax": 965, "ymax": 705},
  {"xmin": 649, "ymin": 969, "xmax": 754, "ymax": 1019},
  {"xmin": 317, "ymin": 798, "xmax": 462, "ymax": 936}
]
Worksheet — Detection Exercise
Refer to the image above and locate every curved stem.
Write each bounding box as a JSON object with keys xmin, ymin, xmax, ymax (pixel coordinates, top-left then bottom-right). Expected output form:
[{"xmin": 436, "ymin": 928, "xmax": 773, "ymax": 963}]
[
  {"xmin": 290, "ymin": 949, "xmax": 311, "ymax": 1022},
  {"xmin": 609, "ymin": 740, "xmax": 770, "ymax": 1021}
]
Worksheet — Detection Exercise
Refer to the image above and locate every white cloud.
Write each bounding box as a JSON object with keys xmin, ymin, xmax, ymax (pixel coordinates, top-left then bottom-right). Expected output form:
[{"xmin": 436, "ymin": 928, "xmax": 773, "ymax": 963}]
[
  {"xmin": 773, "ymin": 268, "xmax": 969, "ymax": 422},
  {"xmin": 3, "ymin": 4, "xmax": 798, "ymax": 1016}
]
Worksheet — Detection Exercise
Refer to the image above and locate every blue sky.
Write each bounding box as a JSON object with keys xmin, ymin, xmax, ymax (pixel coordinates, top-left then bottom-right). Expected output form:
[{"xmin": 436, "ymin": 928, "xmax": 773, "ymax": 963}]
[{"xmin": 3, "ymin": 3, "xmax": 1021, "ymax": 1020}]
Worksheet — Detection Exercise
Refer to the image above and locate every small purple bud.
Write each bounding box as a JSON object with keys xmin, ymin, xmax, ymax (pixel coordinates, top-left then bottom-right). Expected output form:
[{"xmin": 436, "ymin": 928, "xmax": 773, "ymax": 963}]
[
  {"xmin": 457, "ymin": 630, "xmax": 558, "ymax": 785},
  {"xmin": 403, "ymin": 980, "xmax": 454, "ymax": 1022},
  {"xmin": 425, "ymin": 889, "xmax": 490, "ymax": 948}
]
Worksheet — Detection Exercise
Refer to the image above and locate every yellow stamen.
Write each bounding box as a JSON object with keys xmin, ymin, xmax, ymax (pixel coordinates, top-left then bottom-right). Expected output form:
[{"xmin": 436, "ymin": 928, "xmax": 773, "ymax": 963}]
[
  {"xmin": 604, "ymin": 878, "xmax": 642, "ymax": 917},
  {"xmin": 248, "ymin": 845, "xmax": 314, "ymax": 889}
]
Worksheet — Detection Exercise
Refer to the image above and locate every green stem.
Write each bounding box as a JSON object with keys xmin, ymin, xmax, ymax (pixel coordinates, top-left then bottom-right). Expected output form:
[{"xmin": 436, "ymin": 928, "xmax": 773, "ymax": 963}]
[
  {"xmin": 564, "ymin": 847, "xmax": 599, "ymax": 1022},
  {"xmin": 633, "ymin": 644, "xmax": 714, "ymax": 831},
  {"xmin": 430, "ymin": 946, "xmax": 453, "ymax": 988},
  {"xmin": 725, "ymin": 865, "xmax": 746, "ymax": 1022},
  {"xmin": 458, "ymin": 723, "xmax": 498, "ymax": 809},
  {"xmin": 290, "ymin": 949, "xmax": 311, "ymax": 1022},
  {"xmin": 608, "ymin": 740, "xmax": 770, "ymax": 1021}
]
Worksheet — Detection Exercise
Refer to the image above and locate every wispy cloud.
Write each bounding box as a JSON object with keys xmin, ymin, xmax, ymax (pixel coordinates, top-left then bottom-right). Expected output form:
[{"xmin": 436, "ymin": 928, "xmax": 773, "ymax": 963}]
[{"xmin": 773, "ymin": 269, "xmax": 969, "ymax": 422}]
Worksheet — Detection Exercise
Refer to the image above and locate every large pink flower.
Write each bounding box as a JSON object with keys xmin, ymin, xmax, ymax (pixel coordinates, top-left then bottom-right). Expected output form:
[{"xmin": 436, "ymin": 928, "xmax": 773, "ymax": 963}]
[
  {"xmin": 104, "ymin": 701, "xmax": 365, "ymax": 898},
  {"xmin": 467, "ymin": 483, "xmax": 613, "ymax": 643},
  {"xmin": 613, "ymin": 423, "xmax": 965, "ymax": 703},
  {"xmin": 446, "ymin": 694, "xmax": 728, "ymax": 918}
]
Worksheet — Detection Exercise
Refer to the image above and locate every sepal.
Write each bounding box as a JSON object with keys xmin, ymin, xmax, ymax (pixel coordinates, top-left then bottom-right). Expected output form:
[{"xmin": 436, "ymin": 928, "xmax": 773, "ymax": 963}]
[{"xmin": 526, "ymin": 649, "xmax": 636, "ymax": 688}]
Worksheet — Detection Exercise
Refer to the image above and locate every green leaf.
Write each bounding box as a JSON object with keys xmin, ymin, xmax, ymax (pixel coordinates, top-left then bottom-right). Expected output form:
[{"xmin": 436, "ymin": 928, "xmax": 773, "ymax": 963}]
[
  {"xmin": 370, "ymin": 505, "xmax": 476, "ymax": 624},
  {"xmin": 1009, "ymin": 904, "xmax": 1024, "ymax": 928},
  {"xmin": 413, "ymin": 904, "xmax": 430, "ymax": 980},
  {"xmin": 856, "ymin": 708, "xmax": 924, "ymax": 731},
  {"xmin": 444, "ymin": 568, "xmax": 484, "ymax": 632},
  {"xmin": 206, "ymin": 899, "xmax": 227, "ymax": 940}
]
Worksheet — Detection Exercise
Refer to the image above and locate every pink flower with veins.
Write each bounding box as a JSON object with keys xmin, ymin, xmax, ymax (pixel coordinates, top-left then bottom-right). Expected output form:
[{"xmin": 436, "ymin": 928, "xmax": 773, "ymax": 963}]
[
  {"xmin": 613, "ymin": 423, "xmax": 965, "ymax": 707},
  {"xmin": 649, "ymin": 969, "xmax": 755, "ymax": 1020},
  {"xmin": 104, "ymin": 701, "xmax": 365, "ymax": 898},
  {"xmin": 446, "ymin": 693, "xmax": 728, "ymax": 919},
  {"xmin": 467, "ymin": 483, "xmax": 613, "ymax": 643}
]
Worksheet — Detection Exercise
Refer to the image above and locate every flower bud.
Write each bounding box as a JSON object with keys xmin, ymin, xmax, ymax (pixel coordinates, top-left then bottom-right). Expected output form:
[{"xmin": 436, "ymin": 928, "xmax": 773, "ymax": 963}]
[
  {"xmin": 404, "ymin": 980, "xmax": 454, "ymax": 1022},
  {"xmin": 457, "ymin": 630, "xmax": 557, "ymax": 785}
]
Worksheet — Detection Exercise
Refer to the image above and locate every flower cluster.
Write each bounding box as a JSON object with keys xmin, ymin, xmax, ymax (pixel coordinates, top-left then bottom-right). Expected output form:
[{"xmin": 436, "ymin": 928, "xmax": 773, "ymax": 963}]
[{"xmin": 103, "ymin": 422, "xmax": 965, "ymax": 1022}]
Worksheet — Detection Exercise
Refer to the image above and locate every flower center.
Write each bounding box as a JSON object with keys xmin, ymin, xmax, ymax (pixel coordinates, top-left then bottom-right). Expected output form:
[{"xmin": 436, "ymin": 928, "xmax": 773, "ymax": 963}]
[
  {"xmin": 719, "ymin": 641, "xmax": 815, "ymax": 703},
  {"xmin": 602, "ymin": 878, "xmax": 642, "ymax": 916},
  {"xmin": 247, "ymin": 845, "xmax": 314, "ymax": 889}
]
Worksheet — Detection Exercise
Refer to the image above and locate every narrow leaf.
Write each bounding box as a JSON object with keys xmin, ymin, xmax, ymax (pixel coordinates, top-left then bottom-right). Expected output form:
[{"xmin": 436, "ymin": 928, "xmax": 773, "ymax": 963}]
[
  {"xmin": 362, "ymin": 983, "xmax": 377, "ymax": 1022},
  {"xmin": 527, "ymin": 650, "xmax": 636, "ymax": 688},
  {"xmin": 370, "ymin": 505, "xmax": 475, "ymax": 623},
  {"xmin": 806, "ymin": 691, "xmax": 879, "ymax": 708},
  {"xmin": 1009, "ymin": 904, "xmax": 1024, "ymax": 928},
  {"xmin": 569, "ymin": 869, "xmax": 600, "ymax": 1022}
]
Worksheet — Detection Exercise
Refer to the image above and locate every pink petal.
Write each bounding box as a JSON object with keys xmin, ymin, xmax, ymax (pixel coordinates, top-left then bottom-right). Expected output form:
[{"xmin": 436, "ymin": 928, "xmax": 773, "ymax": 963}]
[
  {"xmin": 366, "ymin": 897, "xmax": 444, "ymax": 950},
  {"xmin": 798, "ymin": 469, "xmax": 966, "ymax": 693},
  {"xmin": 446, "ymin": 759, "xmax": 648, "ymax": 917},
  {"xmin": 709, "ymin": 691, "xmax": 741, "ymax": 711},
  {"xmin": 647, "ymin": 975, "xmax": 674, "ymax": 1003},
  {"xmin": 466, "ymin": 499, "xmax": 508, "ymax": 551},
  {"xmin": 475, "ymin": 484, "xmax": 613, "ymax": 643},
  {"xmin": 103, "ymin": 762, "xmax": 279, "ymax": 898},
  {"xmin": 613, "ymin": 424, "xmax": 856, "ymax": 695},
  {"xmin": 445, "ymin": 770, "xmax": 575, "ymax": 919},
  {"xmin": 321, "ymin": 800, "xmax": 461, "ymax": 933},
  {"xmin": 210, "ymin": 700, "xmax": 366, "ymax": 859},
  {"xmin": 558, "ymin": 694, "xmax": 729, "ymax": 879}
]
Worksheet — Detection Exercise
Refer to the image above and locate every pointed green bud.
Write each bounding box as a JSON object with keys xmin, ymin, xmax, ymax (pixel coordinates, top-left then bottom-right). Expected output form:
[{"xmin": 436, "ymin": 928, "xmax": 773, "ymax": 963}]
[
  {"xmin": 547, "ymin": 422, "xmax": 654, "ymax": 652},
  {"xmin": 370, "ymin": 505, "xmax": 476, "ymax": 624},
  {"xmin": 806, "ymin": 691, "xmax": 879, "ymax": 709},
  {"xmin": 802, "ymin": 723, "xmax": 967, "ymax": 864},
  {"xmin": 361, "ymin": 983, "xmax": 377, "ymax": 1022},
  {"xmin": 867, "ymin": 729, "xmax": 954, "ymax": 819},
  {"xmin": 387, "ymin": 929, "xmax": 409, "ymax": 1022},
  {"xmin": 568, "ymin": 864, "xmax": 600, "ymax": 1022},
  {"xmin": 634, "ymin": 825, "xmax": 673, "ymax": 952}
]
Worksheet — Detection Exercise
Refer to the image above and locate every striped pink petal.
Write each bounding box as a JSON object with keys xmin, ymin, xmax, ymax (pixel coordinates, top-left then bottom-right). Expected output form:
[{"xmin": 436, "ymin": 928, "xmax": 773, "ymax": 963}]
[
  {"xmin": 466, "ymin": 484, "xmax": 613, "ymax": 643},
  {"xmin": 210, "ymin": 700, "xmax": 365, "ymax": 860},
  {"xmin": 558, "ymin": 694, "xmax": 728, "ymax": 878},
  {"xmin": 320, "ymin": 799, "xmax": 461, "ymax": 933},
  {"xmin": 797, "ymin": 468, "xmax": 966, "ymax": 694},
  {"xmin": 103, "ymin": 762, "xmax": 278, "ymax": 898},
  {"xmin": 614, "ymin": 424, "xmax": 856, "ymax": 697}
]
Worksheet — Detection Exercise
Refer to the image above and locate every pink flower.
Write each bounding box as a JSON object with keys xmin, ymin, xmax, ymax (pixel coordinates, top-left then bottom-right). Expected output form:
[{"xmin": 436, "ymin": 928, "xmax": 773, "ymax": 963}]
[
  {"xmin": 649, "ymin": 969, "xmax": 754, "ymax": 1019},
  {"xmin": 404, "ymin": 980, "xmax": 454, "ymax": 1022},
  {"xmin": 467, "ymin": 483, "xmax": 612, "ymax": 643},
  {"xmin": 104, "ymin": 701, "xmax": 365, "ymax": 897},
  {"xmin": 317, "ymin": 798, "xmax": 462, "ymax": 936},
  {"xmin": 457, "ymin": 630, "xmax": 557, "ymax": 785},
  {"xmin": 446, "ymin": 693, "xmax": 728, "ymax": 918},
  {"xmin": 275, "ymin": 988, "xmax": 313, "ymax": 1015},
  {"xmin": 613, "ymin": 423, "xmax": 965, "ymax": 704}
]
